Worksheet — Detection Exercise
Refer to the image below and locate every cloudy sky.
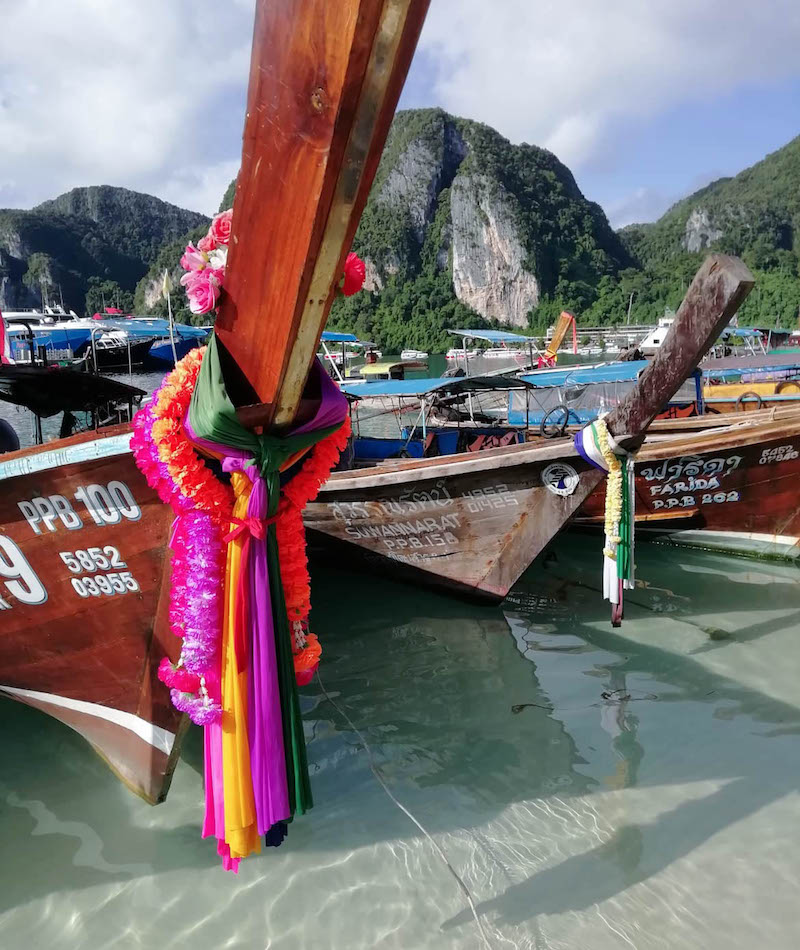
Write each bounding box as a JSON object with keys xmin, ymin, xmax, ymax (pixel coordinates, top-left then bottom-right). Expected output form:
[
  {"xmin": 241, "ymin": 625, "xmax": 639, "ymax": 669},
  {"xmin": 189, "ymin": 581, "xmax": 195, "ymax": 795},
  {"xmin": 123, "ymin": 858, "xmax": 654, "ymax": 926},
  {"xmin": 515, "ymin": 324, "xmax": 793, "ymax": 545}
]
[{"xmin": 2, "ymin": 0, "xmax": 800, "ymax": 227}]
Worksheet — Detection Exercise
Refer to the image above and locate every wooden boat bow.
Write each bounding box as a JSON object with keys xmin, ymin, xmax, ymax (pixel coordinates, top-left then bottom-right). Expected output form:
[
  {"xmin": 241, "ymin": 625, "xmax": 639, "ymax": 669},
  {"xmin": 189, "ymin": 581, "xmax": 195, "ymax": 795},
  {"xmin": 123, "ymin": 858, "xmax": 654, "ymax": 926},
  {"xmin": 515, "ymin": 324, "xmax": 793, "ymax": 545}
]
[
  {"xmin": 606, "ymin": 255, "xmax": 755, "ymax": 447},
  {"xmin": 214, "ymin": 0, "xmax": 430, "ymax": 428}
]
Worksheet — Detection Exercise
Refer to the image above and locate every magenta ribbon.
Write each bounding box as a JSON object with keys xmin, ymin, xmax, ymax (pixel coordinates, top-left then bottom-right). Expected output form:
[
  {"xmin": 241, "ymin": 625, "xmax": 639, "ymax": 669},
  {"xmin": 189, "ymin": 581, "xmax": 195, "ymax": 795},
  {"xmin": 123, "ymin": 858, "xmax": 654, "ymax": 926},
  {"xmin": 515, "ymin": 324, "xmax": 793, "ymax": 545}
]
[{"xmin": 221, "ymin": 456, "xmax": 290, "ymax": 835}]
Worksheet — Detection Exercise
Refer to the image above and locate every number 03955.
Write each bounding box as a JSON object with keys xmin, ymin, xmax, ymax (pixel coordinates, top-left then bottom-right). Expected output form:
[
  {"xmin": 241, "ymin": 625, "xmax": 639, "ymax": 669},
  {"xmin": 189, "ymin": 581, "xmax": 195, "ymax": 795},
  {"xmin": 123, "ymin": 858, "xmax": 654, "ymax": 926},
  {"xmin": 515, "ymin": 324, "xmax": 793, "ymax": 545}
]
[{"xmin": 71, "ymin": 572, "xmax": 140, "ymax": 598}]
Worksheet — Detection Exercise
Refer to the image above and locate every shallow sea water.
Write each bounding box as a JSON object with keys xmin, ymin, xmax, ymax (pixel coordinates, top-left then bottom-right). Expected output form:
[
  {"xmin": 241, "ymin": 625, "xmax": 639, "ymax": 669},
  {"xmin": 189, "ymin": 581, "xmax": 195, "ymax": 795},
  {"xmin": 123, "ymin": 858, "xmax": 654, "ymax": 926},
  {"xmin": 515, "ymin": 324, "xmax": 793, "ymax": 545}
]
[{"xmin": 2, "ymin": 534, "xmax": 799, "ymax": 949}]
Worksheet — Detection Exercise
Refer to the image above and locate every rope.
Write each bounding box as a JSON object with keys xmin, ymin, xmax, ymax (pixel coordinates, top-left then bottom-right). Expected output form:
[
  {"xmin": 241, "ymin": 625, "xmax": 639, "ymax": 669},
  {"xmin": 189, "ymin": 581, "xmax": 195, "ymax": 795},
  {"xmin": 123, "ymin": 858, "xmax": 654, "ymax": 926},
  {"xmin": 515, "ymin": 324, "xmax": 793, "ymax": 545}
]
[{"xmin": 316, "ymin": 669, "xmax": 494, "ymax": 950}]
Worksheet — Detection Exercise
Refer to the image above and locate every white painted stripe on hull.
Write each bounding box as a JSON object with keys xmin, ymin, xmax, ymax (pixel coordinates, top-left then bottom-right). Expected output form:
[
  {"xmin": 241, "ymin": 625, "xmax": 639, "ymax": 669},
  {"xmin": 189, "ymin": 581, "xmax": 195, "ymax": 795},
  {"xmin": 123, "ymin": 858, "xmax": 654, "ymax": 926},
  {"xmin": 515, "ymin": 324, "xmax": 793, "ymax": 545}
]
[
  {"xmin": 0, "ymin": 432, "xmax": 133, "ymax": 481},
  {"xmin": 639, "ymin": 527, "xmax": 800, "ymax": 557},
  {"xmin": 0, "ymin": 685, "xmax": 175, "ymax": 754}
]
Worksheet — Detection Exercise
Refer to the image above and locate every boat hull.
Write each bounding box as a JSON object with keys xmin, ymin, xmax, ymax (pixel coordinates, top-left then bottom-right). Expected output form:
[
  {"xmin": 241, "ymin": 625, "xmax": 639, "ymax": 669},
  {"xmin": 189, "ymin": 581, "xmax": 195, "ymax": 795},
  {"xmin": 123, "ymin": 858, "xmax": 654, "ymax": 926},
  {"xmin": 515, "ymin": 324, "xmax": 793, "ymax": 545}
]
[
  {"xmin": 91, "ymin": 338, "xmax": 155, "ymax": 369},
  {"xmin": 147, "ymin": 337, "xmax": 204, "ymax": 367},
  {"xmin": 307, "ymin": 440, "xmax": 604, "ymax": 600},
  {"xmin": 580, "ymin": 418, "xmax": 800, "ymax": 558},
  {"xmin": 0, "ymin": 425, "xmax": 182, "ymax": 803},
  {"xmin": 308, "ymin": 412, "xmax": 800, "ymax": 599}
]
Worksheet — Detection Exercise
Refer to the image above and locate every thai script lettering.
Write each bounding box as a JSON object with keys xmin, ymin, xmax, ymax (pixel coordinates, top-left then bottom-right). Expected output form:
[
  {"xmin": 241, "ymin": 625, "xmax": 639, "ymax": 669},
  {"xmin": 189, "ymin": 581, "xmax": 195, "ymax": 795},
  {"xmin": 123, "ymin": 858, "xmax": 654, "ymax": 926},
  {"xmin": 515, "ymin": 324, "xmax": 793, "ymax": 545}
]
[{"xmin": 640, "ymin": 454, "xmax": 743, "ymax": 482}]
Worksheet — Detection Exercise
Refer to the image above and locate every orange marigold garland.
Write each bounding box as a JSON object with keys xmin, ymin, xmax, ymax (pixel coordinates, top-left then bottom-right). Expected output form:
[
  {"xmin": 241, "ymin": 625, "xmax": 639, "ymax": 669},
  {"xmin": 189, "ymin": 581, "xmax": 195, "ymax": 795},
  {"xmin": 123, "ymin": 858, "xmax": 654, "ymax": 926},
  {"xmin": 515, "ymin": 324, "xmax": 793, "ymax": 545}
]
[
  {"xmin": 150, "ymin": 346, "xmax": 234, "ymax": 524},
  {"xmin": 136, "ymin": 346, "xmax": 350, "ymax": 689}
]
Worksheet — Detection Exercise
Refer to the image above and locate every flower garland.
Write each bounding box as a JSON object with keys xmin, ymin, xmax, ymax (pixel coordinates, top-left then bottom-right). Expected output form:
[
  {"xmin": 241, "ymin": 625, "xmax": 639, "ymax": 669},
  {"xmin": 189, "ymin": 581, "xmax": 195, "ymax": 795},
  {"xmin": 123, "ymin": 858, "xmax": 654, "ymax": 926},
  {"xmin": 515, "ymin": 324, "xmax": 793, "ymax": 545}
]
[
  {"xmin": 179, "ymin": 211, "xmax": 232, "ymax": 315},
  {"xmin": 178, "ymin": 211, "xmax": 365, "ymax": 316},
  {"xmin": 573, "ymin": 416, "xmax": 636, "ymax": 625},
  {"xmin": 148, "ymin": 347, "xmax": 233, "ymax": 523},
  {"xmin": 132, "ymin": 348, "xmax": 352, "ymax": 722},
  {"xmin": 594, "ymin": 419, "xmax": 623, "ymax": 559}
]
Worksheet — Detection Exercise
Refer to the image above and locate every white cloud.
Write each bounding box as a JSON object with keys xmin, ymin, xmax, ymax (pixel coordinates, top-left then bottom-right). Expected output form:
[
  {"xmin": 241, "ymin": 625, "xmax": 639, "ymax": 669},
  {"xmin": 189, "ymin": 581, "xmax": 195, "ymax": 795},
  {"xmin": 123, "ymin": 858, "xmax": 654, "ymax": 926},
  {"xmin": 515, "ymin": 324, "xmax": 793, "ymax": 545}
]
[
  {"xmin": 3, "ymin": 0, "xmax": 800, "ymax": 221},
  {"xmin": 606, "ymin": 188, "xmax": 673, "ymax": 229},
  {"xmin": 0, "ymin": 0, "xmax": 255, "ymax": 213},
  {"xmin": 417, "ymin": 0, "xmax": 800, "ymax": 170}
]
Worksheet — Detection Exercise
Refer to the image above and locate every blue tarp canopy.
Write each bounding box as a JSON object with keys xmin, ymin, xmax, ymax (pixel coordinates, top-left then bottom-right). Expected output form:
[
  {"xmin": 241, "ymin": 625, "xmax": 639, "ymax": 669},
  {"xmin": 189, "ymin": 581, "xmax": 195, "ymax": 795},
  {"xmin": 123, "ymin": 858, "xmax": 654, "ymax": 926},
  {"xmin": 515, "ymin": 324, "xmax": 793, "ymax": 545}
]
[
  {"xmin": 102, "ymin": 319, "xmax": 208, "ymax": 339},
  {"xmin": 342, "ymin": 375, "xmax": 536, "ymax": 399},
  {"xmin": 320, "ymin": 331, "xmax": 359, "ymax": 343},
  {"xmin": 520, "ymin": 361, "xmax": 649, "ymax": 388},
  {"xmin": 449, "ymin": 329, "xmax": 535, "ymax": 343},
  {"xmin": 724, "ymin": 327, "xmax": 762, "ymax": 339},
  {"xmin": 342, "ymin": 377, "xmax": 451, "ymax": 398},
  {"xmin": 704, "ymin": 361, "xmax": 800, "ymax": 380},
  {"xmin": 520, "ymin": 360, "xmax": 703, "ymax": 389}
]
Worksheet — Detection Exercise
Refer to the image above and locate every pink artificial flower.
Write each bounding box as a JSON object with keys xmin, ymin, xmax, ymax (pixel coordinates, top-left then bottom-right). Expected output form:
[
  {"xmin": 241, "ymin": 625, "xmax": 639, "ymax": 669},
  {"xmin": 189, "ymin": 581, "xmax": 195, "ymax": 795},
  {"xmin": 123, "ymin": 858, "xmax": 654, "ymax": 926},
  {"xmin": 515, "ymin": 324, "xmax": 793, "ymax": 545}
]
[
  {"xmin": 341, "ymin": 252, "xmax": 366, "ymax": 296},
  {"xmin": 180, "ymin": 242, "xmax": 207, "ymax": 272},
  {"xmin": 209, "ymin": 209, "xmax": 233, "ymax": 246},
  {"xmin": 184, "ymin": 269, "xmax": 222, "ymax": 315},
  {"xmin": 198, "ymin": 233, "xmax": 217, "ymax": 253}
]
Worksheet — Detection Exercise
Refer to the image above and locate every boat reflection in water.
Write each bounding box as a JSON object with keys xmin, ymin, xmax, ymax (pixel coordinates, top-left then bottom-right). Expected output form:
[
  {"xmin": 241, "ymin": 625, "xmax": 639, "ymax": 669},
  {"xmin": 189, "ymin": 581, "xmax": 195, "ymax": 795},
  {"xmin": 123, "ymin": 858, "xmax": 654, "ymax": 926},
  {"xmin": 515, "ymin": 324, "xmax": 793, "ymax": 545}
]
[{"xmin": 2, "ymin": 539, "xmax": 799, "ymax": 948}]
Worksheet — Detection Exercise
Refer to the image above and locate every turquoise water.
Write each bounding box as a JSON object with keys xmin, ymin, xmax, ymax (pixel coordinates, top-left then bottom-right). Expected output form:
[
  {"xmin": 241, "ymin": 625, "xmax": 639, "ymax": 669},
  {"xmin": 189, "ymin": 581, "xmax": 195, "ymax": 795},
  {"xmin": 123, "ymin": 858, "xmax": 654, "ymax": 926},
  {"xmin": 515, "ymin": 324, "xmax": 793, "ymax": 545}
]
[{"xmin": 2, "ymin": 535, "xmax": 799, "ymax": 949}]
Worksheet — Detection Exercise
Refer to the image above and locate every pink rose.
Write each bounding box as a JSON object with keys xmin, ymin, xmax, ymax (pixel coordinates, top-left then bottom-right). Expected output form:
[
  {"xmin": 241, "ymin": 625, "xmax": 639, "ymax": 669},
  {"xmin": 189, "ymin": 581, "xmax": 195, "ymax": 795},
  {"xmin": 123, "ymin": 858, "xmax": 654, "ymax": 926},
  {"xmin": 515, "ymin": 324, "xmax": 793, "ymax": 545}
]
[
  {"xmin": 198, "ymin": 233, "xmax": 217, "ymax": 253},
  {"xmin": 180, "ymin": 242, "xmax": 207, "ymax": 272},
  {"xmin": 341, "ymin": 252, "xmax": 366, "ymax": 296},
  {"xmin": 183, "ymin": 269, "xmax": 222, "ymax": 315},
  {"xmin": 209, "ymin": 209, "xmax": 233, "ymax": 246}
]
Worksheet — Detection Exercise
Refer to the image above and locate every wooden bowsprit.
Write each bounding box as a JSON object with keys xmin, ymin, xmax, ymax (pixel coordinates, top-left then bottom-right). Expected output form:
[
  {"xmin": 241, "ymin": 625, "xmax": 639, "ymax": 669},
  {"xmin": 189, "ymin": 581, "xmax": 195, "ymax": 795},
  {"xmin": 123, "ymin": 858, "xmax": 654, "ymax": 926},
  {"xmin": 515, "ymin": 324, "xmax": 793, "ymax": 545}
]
[
  {"xmin": 214, "ymin": 0, "xmax": 430, "ymax": 428},
  {"xmin": 477, "ymin": 254, "xmax": 755, "ymax": 597}
]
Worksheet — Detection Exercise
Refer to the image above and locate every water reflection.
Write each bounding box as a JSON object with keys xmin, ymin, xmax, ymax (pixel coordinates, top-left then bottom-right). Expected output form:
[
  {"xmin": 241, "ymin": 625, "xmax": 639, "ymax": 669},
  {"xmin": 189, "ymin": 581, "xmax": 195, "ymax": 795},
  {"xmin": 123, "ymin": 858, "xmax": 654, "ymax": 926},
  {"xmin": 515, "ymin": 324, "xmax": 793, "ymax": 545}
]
[{"xmin": 0, "ymin": 536, "xmax": 798, "ymax": 948}]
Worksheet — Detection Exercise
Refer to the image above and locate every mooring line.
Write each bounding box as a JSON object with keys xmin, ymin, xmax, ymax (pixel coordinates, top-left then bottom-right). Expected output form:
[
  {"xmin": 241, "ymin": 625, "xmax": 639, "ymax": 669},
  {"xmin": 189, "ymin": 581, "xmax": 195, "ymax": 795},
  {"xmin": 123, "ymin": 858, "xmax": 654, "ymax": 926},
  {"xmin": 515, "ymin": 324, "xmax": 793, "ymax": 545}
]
[{"xmin": 316, "ymin": 670, "xmax": 494, "ymax": 950}]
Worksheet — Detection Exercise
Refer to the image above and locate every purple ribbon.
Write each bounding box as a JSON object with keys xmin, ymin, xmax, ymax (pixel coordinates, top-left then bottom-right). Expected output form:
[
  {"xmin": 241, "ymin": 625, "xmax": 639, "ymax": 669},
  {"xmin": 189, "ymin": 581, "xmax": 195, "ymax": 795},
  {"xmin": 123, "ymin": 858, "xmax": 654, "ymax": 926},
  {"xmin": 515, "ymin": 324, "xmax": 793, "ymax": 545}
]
[
  {"xmin": 222, "ymin": 455, "xmax": 290, "ymax": 833},
  {"xmin": 573, "ymin": 427, "xmax": 606, "ymax": 472}
]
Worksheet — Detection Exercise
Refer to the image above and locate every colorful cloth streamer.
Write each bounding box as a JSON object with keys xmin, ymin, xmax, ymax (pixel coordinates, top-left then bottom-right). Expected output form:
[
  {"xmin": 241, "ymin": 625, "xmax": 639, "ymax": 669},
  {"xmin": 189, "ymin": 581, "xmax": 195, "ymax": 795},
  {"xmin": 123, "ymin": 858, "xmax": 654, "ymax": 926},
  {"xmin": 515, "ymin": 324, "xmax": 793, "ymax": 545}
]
[
  {"xmin": 131, "ymin": 335, "xmax": 350, "ymax": 869},
  {"xmin": 188, "ymin": 334, "xmax": 348, "ymax": 865},
  {"xmin": 574, "ymin": 416, "xmax": 636, "ymax": 626}
]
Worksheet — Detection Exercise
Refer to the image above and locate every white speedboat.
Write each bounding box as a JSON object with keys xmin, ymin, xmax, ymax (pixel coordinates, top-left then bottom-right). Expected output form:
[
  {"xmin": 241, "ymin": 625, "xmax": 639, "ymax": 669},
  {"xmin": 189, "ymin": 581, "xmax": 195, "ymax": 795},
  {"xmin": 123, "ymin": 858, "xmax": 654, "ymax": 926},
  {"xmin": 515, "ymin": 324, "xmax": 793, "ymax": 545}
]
[{"xmin": 401, "ymin": 348, "xmax": 428, "ymax": 360}]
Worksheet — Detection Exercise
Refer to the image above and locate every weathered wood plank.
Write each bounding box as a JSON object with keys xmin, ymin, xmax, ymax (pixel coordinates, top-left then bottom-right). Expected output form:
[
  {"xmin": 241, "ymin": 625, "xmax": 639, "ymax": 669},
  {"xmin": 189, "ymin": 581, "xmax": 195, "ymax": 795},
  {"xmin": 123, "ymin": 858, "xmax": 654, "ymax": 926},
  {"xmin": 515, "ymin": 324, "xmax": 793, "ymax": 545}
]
[{"xmin": 214, "ymin": 0, "xmax": 430, "ymax": 425}]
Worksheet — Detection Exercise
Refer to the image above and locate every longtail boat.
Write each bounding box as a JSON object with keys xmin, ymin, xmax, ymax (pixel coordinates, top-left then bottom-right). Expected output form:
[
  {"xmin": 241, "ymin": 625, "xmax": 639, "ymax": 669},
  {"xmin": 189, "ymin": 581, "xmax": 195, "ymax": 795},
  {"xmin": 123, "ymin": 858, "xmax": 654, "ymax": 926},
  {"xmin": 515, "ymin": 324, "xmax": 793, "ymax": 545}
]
[
  {"xmin": 306, "ymin": 401, "xmax": 800, "ymax": 599},
  {"xmin": 0, "ymin": 0, "xmax": 756, "ymax": 808},
  {"xmin": 0, "ymin": 0, "xmax": 431, "ymax": 804}
]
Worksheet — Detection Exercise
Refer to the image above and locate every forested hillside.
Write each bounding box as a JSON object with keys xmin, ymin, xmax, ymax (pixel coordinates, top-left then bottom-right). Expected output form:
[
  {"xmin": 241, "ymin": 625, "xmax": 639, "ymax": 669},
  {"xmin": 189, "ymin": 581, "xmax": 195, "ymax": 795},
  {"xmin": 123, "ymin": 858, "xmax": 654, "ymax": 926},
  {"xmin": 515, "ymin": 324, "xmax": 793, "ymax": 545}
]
[
  {"xmin": 0, "ymin": 186, "xmax": 207, "ymax": 313},
  {"xmin": 8, "ymin": 115, "xmax": 799, "ymax": 344},
  {"xmin": 620, "ymin": 135, "xmax": 800, "ymax": 327}
]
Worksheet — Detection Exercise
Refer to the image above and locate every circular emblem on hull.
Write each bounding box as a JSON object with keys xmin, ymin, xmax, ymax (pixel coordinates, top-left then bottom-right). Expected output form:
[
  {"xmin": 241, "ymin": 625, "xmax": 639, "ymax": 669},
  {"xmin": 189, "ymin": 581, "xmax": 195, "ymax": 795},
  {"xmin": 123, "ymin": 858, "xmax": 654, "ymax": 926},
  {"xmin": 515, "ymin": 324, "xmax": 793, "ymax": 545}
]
[{"xmin": 542, "ymin": 462, "xmax": 580, "ymax": 497}]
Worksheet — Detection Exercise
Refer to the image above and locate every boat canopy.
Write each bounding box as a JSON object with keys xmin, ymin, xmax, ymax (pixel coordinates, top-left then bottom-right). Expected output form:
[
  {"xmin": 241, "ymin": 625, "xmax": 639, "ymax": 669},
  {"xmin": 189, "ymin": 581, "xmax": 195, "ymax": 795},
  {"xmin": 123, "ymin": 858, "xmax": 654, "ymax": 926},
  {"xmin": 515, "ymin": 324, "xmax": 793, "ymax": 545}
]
[
  {"xmin": 320, "ymin": 331, "xmax": 359, "ymax": 343},
  {"xmin": 0, "ymin": 364, "xmax": 145, "ymax": 417},
  {"xmin": 432, "ymin": 375, "xmax": 535, "ymax": 396},
  {"xmin": 359, "ymin": 361, "xmax": 423, "ymax": 376},
  {"xmin": 703, "ymin": 360, "xmax": 800, "ymax": 381},
  {"xmin": 520, "ymin": 360, "xmax": 652, "ymax": 388},
  {"xmin": 102, "ymin": 318, "xmax": 208, "ymax": 339},
  {"xmin": 342, "ymin": 377, "xmax": 450, "ymax": 397},
  {"xmin": 342, "ymin": 375, "xmax": 535, "ymax": 399},
  {"xmin": 449, "ymin": 329, "xmax": 536, "ymax": 343},
  {"xmin": 724, "ymin": 327, "xmax": 762, "ymax": 339}
]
